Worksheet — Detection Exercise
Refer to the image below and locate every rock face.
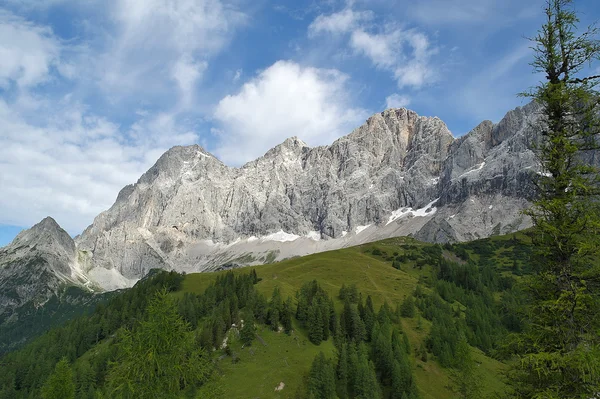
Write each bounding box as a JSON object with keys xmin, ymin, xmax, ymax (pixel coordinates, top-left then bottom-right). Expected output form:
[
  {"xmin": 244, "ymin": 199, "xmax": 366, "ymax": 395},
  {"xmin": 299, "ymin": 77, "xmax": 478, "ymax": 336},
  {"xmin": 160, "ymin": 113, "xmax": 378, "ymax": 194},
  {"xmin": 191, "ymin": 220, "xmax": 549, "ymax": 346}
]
[
  {"xmin": 2, "ymin": 103, "xmax": 546, "ymax": 293},
  {"xmin": 0, "ymin": 217, "xmax": 92, "ymax": 319},
  {"xmin": 73, "ymin": 103, "xmax": 542, "ymax": 288}
]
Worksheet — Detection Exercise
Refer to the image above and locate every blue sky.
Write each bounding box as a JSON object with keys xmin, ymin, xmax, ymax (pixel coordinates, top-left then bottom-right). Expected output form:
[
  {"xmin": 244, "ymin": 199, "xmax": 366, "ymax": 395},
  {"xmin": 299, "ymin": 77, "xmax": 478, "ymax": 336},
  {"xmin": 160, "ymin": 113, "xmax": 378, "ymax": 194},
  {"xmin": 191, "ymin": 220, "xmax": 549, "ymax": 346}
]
[{"xmin": 1, "ymin": 0, "xmax": 599, "ymax": 246}]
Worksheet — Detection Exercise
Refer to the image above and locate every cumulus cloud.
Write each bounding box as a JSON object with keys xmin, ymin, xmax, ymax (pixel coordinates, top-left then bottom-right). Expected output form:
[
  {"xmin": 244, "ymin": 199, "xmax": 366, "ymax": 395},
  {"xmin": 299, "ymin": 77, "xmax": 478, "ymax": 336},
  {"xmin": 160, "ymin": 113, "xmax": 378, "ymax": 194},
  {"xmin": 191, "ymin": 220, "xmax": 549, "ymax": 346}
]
[
  {"xmin": 385, "ymin": 93, "xmax": 411, "ymax": 109},
  {"xmin": 0, "ymin": 10, "xmax": 61, "ymax": 88},
  {"xmin": 213, "ymin": 60, "xmax": 369, "ymax": 165},
  {"xmin": 309, "ymin": 8, "xmax": 438, "ymax": 89}
]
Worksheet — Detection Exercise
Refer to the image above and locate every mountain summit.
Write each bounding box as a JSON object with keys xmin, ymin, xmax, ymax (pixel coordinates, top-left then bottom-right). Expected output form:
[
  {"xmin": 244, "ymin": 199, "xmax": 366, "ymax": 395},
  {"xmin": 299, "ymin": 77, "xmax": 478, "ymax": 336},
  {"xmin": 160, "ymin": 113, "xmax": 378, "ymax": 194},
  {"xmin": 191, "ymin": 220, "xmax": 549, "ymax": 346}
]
[{"xmin": 2, "ymin": 103, "xmax": 544, "ymax": 294}]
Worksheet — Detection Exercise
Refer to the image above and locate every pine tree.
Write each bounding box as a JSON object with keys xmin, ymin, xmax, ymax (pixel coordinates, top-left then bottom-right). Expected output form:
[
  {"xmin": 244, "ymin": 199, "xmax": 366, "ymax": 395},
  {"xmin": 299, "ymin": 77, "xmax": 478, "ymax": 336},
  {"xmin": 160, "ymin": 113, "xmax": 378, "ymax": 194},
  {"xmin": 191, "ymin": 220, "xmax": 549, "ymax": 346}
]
[
  {"xmin": 41, "ymin": 358, "xmax": 75, "ymax": 399},
  {"xmin": 511, "ymin": 1, "xmax": 600, "ymax": 397}
]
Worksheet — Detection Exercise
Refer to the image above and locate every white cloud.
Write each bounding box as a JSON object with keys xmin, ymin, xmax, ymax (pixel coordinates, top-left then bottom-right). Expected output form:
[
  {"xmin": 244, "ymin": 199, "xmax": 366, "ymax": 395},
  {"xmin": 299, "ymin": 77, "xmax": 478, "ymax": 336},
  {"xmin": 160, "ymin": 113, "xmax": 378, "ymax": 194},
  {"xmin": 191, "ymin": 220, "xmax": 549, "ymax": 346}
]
[
  {"xmin": 309, "ymin": 8, "xmax": 438, "ymax": 89},
  {"xmin": 308, "ymin": 8, "xmax": 372, "ymax": 36},
  {"xmin": 385, "ymin": 93, "xmax": 411, "ymax": 109},
  {"xmin": 98, "ymin": 0, "xmax": 245, "ymax": 103},
  {"xmin": 0, "ymin": 10, "xmax": 61, "ymax": 88},
  {"xmin": 0, "ymin": 94, "xmax": 199, "ymax": 233},
  {"xmin": 171, "ymin": 55, "xmax": 208, "ymax": 108},
  {"xmin": 213, "ymin": 60, "xmax": 369, "ymax": 165},
  {"xmin": 350, "ymin": 29, "xmax": 400, "ymax": 68},
  {"xmin": 0, "ymin": 1, "xmax": 251, "ymax": 234}
]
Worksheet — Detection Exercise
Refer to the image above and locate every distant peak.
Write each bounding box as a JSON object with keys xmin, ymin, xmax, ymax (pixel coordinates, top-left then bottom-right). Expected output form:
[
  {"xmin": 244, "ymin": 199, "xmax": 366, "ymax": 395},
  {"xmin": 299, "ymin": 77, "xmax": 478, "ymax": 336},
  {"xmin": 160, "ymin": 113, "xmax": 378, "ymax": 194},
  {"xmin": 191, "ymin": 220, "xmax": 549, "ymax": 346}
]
[
  {"xmin": 282, "ymin": 136, "xmax": 308, "ymax": 148},
  {"xmin": 35, "ymin": 217, "xmax": 61, "ymax": 230}
]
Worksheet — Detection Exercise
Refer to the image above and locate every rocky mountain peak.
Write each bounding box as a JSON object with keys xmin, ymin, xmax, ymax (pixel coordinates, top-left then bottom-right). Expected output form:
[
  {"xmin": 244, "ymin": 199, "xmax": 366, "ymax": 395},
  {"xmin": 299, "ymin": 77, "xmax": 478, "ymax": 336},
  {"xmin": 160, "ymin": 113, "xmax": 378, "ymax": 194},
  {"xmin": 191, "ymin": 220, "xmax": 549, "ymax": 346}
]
[{"xmin": 11, "ymin": 217, "xmax": 75, "ymax": 257}]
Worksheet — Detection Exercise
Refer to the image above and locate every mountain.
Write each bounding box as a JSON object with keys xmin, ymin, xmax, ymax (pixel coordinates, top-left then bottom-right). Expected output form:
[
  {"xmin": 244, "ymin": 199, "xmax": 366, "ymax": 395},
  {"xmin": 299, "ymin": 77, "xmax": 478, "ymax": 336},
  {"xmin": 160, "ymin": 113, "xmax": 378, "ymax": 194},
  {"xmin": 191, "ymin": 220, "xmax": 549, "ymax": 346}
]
[
  {"xmin": 1, "ymin": 103, "xmax": 543, "ymax": 295},
  {"xmin": 0, "ymin": 217, "xmax": 93, "ymax": 319},
  {"xmin": 73, "ymin": 102, "xmax": 541, "ymax": 289}
]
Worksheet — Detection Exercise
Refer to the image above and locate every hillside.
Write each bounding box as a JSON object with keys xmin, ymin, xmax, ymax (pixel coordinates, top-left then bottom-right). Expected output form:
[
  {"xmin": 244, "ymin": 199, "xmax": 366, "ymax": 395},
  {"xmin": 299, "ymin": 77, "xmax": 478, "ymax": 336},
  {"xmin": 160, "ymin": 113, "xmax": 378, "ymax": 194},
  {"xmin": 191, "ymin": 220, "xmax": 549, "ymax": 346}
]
[{"xmin": 0, "ymin": 233, "xmax": 532, "ymax": 398}]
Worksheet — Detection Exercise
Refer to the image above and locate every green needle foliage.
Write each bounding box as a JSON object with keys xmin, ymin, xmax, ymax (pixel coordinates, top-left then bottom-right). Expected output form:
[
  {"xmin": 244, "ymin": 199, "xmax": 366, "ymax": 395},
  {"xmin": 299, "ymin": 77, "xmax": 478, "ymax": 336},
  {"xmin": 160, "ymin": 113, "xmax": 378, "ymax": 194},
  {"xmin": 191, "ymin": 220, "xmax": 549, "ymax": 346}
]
[
  {"xmin": 511, "ymin": 0, "xmax": 600, "ymax": 397},
  {"xmin": 41, "ymin": 358, "xmax": 75, "ymax": 399},
  {"xmin": 107, "ymin": 289, "xmax": 213, "ymax": 398}
]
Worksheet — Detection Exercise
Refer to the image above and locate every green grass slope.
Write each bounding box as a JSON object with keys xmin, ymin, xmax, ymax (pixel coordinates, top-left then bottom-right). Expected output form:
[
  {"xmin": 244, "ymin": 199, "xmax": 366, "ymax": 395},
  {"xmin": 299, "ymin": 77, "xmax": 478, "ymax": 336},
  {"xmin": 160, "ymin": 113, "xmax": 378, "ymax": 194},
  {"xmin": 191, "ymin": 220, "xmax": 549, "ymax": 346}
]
[{"xmin": 180, "ymin": 233, "xmax": 530, "ymax": 398}]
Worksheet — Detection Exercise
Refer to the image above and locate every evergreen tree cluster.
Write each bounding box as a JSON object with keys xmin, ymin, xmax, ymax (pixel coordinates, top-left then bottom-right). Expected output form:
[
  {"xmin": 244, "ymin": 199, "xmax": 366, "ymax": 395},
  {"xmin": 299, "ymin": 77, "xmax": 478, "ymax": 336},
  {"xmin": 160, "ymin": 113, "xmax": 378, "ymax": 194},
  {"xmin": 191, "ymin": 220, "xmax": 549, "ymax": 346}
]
[
  {"xmin": 296, "ymin": 280, "xmax": 336, "ymax": 345},
  {"xmin": 414, "ymin": 243, "xmax": 528, "ymax": 365},
  {"xmin": 306, "ymin": 285, "xmax": 419, "ymax": 399}
]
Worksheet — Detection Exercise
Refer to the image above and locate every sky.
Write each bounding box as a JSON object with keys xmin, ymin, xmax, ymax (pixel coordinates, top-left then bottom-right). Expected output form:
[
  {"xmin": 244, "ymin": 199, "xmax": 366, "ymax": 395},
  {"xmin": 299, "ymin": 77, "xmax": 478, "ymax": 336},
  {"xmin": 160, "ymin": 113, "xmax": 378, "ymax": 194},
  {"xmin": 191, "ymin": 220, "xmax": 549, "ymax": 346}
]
[{"xmin": 0, "ymin": 0, "xmax": 599, "ymax": 246}]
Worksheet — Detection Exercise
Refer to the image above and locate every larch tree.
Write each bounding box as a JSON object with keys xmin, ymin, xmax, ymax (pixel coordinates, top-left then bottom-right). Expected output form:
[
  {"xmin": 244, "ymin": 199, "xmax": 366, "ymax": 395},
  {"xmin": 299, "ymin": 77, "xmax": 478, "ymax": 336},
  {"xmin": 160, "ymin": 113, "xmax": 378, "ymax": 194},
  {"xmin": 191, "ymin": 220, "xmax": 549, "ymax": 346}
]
[
  {"xmin": 41, "ymin": 358, "xmax": 75, "ymax": 399},
  {"xmin": 511, "ymin": 0, "xmax": 600, "ymax": 397}
]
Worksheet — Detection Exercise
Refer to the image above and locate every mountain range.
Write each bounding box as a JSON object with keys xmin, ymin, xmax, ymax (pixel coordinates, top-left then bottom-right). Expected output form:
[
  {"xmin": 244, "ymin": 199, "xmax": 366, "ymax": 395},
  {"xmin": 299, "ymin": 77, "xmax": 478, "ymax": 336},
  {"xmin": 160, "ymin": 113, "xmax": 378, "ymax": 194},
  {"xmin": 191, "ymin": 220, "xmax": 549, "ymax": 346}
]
[{"xmin": 0, "ymin": 101, "xmax": 543, "ymax": 318}]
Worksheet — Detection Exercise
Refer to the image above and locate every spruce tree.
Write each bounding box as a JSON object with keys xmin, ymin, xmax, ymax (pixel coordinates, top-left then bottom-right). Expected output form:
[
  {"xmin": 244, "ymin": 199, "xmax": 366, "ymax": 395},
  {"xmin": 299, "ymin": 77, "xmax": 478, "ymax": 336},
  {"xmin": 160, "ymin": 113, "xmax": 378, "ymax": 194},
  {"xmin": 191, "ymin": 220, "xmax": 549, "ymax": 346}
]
[
  {"xmin": 308, "ymin": 303, "xmax": 324, "ymax": 344},
  {"xmin": 400, "ymin": 296, "xmax": 416, "ymax": 318},
  {"xmin": 353, "ymin": 343, "xmax": 381, "ymax": 399},
  {"xmin": 307, "ymin": 352, "xmax": 336, "ymax": 399},
  {"xmin": 240, "ymin": 313, "xmax": 256, "ymax": 346},
  {"xmin": 281, "ymin": 297, "xmax": 293, "ymax": 334},
  {"xmin": 337, "ymin": 343, "xmax": 349, "ymax": 399},
  {"xmin": 511, "ymin": 1, "xmax": 600, "ymax": 397}
]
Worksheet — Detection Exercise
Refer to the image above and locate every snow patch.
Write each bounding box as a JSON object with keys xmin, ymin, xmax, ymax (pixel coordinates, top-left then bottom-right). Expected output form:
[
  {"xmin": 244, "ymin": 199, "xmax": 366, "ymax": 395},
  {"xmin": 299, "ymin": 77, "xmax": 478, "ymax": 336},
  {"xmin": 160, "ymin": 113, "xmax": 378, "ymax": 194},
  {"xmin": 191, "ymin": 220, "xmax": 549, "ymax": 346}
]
[
  {"xmin": 305, "ymin": 231, "xmax": 321, "ymax": 241},
  {"xmin": 261, "ymin": 230, "xmax": 300, "ymax": 242},
  {"xmin": 341, "ymin": 231, "xmax": 348, "ymax": 237},
  {"xmin": 413, "ymin": 198, "xmax": 439, "ymax": 217},
  {"xmin": 247, "ymin": 236, "xmax": 258, "ymax": 242},
  {"xmin": 386, "ymin": 198, "xmax": 439, "ymax": 225},
  {"xmin": 386, "ymin": 207, "xmax": 413, "ymax": 225},
  {"xmin": 457, "ymin": 162, "xmax": 486, "ymax": 179},
  {"xmin": 488, "ymin": 205, "xmax": 493, "ymax": 210},
  {"xmin": 355, "ymin": 225, "xmax": 371, "ymax": 235}
]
